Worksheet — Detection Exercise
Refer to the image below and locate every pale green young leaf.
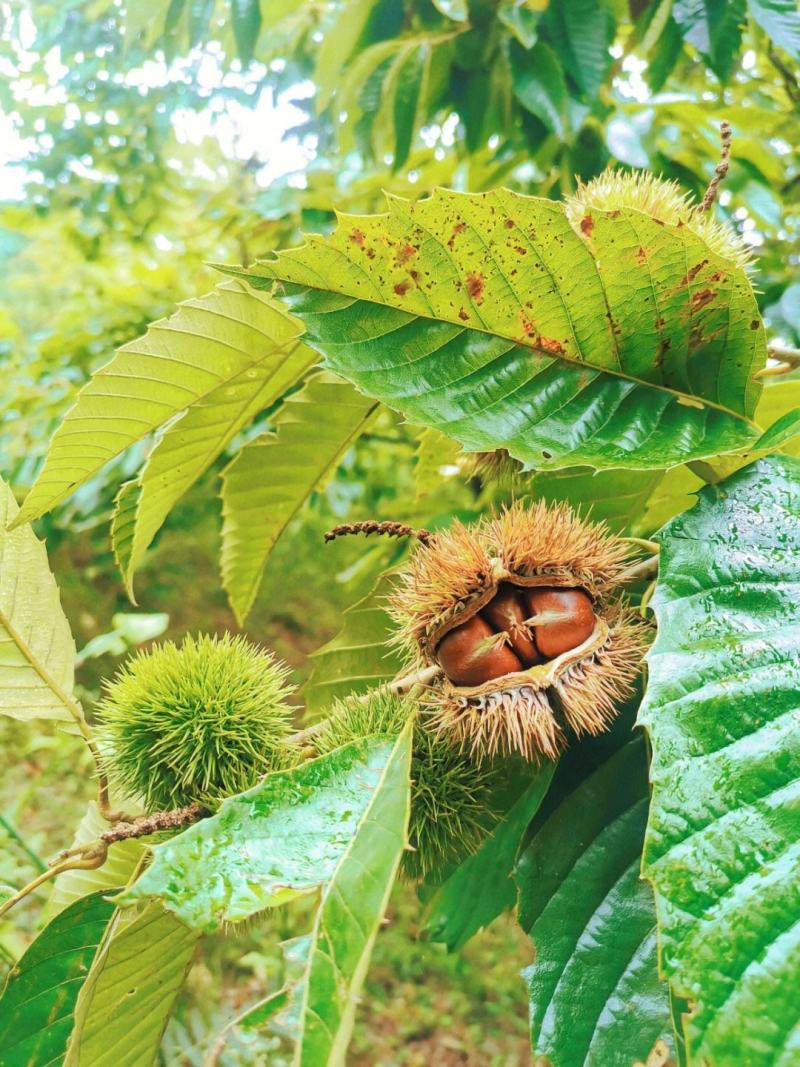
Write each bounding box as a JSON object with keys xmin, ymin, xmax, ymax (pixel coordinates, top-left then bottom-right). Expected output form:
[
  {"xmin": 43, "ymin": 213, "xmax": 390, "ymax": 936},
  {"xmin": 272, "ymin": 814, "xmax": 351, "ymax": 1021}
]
[
  {"xmin": 112, "ymin": 322, "xmax": 317, "ymax": 598},
  {"xmin": 118, "ymin": 736, "xmax": 405, "ymax": 931},
  {"xmin": 302, "ymin": 572, "xmax": 403, "ymax": 718},
  {"xmin": 0, "ymin": 477, "xmax": 77, "ymax": 724},
  {"xmin": 220, "ymin": 371, "xmax": 378, "ymax": 624},
  {"xmin": 228, "ymin": 188, "xmax": 768, "ymax": 471},
  {"xmin": 639, "ymin": 455, "xmax": 800, "ymax": 1063},
  {"xmin": 64, "ymin": 903, "xmax": 198, "ymax": 1067},
  {"xmin": 13, "ymin": 281, "xmax": 306, "ymax": 528}
]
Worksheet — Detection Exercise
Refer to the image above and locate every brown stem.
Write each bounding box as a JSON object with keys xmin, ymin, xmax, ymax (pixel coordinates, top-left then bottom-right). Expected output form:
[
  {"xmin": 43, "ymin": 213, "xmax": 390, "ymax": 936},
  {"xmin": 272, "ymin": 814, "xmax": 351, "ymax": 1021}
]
[
  {"xmin": 324, "ymin": 521, "xmax": 432, "ymax": 546},
  {"xmin": 698, "ymin": 121, "xmax": 732, "ymax": 213},
  {"xmin": 98, "ymin": 802, "xmax": 208, "ymax": 845}
]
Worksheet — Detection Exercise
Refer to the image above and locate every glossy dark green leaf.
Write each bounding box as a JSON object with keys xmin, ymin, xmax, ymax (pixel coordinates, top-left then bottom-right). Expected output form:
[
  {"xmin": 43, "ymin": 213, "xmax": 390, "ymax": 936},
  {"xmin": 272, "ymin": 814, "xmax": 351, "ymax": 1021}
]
[
  {"xmin": 226, "ymin": 188, "xmax": 769, "ymax": 471},
  {"xmin": 638, "ymin": 455, "xmax": 800, "ymax": 1064},
  {"xmin": 119, "ymin": 736, "xmax": 406, "ymax": 932},
  {"xmin": 747, "ymin": 0, "xmax": 800, "ymax": 59},
  {"xmin": 0, "ymin": 891, "xmax": 115, "ymax": 1067},
  {"xmin": 516, "ymin": 740, "xmax": 674, "ymax": 1066},
  {"xmin": 424, "ymin": 760, "xmax": 556, "ymax": 951}
]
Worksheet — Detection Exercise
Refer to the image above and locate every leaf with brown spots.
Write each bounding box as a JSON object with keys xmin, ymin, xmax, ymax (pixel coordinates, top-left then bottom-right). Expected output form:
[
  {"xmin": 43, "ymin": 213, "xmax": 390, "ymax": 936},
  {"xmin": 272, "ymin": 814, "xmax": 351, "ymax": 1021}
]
[{"xmin": 226, "ymin": 187, "xmax": 772, "ymax": 471}]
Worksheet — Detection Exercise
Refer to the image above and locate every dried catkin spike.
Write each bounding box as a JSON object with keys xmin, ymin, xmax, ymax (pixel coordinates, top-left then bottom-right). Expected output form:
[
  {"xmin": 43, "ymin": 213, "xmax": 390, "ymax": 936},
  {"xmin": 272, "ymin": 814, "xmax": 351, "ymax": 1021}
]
[{"xmin": 389, "ymin": 500, "xmax": 650, "ymax": 761}]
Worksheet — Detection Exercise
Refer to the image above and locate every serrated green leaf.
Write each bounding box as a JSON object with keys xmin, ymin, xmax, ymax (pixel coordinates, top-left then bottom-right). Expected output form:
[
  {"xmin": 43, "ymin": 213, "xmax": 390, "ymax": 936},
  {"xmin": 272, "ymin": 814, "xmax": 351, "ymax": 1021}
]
[
  {"xmin": 516, "ymin": 740, "xmax": 674, "ymax": 1066},
  {"xmin": 302, "ymin": 573, "xmax": 403, "ymax": 718},
  {"xmin": 424, "ymin": 759, "xmax": 555, "ymax": 951},
  {"xmin": 228, "ymin": 188, "xmax": 768, "ymax": 471},
  {"xmin": 13, "ymin": 281, "xmax": 305, "ymax": 528},
  {"xmin": 413, "ymin": 425, "xmax": 462, "ymax": 499},
  {"xmin": 390, "ymin": 44, "xmax": 429, "ymax": 169},
  {"xmin": 290, "ymin": 722, "xmax": 412, "ymax": 1066},
  {"xmin": 49, "ymin": 801, "xmax": 145, "ymax": 918},
  {"xmin": 112, "ymin": 304, "xmax": 316, "ymax": 599},
  {"xmin": 65, "ymin": 903, "xmax": 198, "ymax": 1067},
  {"xmin": 220, "ymin": 371, "xmax": 378, "ymax": 624},
  {"xmin": 0, "ymin": 891, "xmax": 116, "ymax": 1067},
  {"xmin": 0, "ymin": 477, "xmax": 77, "ymax": 724},
  {"xmin": 231, "ymin": 0, "xmax": 261, "ymax": 64},
  {"xmin": 673, "ymin": 0, "xmax": 746, "ymax": 80},
  {"xmin": 510, "ymin": 39, "xmax": 568, "ymax": 137},
  {"xmin": 638, "ymin": 455, "xmax": 800, "ymax": 1064},
  {"xmin": 526, "ymin": 465, "xmax": 667, "ymax": 534},
  {"xmin": 543, "ymin": 0, "xmax": 614, "ymax": 98},
  {"xmin": 110, "ymin": 479, "xmax": 141, "ymax": 602},
  {"xmin": 118, "ymin": 736, "xmax": 405, "ymax": 932}
]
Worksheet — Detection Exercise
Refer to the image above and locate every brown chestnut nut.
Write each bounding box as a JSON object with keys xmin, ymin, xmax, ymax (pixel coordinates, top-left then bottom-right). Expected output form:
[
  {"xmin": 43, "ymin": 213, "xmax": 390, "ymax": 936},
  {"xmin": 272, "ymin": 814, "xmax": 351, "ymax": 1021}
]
[
  {"xmin": 436, "ymin": 614, "xmax": 523, "ymax": 687},
  {"xmin": 480, "ymin": 583, "xmax": 541, "ymax": 665},
  {"xmin": 524, "ymin": 588, "xmax": 595, "ymax": 659}
]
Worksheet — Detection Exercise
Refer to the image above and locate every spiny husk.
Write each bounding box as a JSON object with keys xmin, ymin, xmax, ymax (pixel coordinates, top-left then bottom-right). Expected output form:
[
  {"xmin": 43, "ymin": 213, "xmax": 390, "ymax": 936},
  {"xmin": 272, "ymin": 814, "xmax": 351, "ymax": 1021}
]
[
  {"xmin": 313, "ymin": 691, "xmax": 501, "ymax": 881},
  {"xmin": 98, "ymin": 633, "xmax": 296, "ymax": 811},
  {"xmin": 390, "ymin": 499, "xmax": 635, "ymax": 658},
  {"xmin": 566, "ymin": 170, "xmax": 752, "ymax": 271}
]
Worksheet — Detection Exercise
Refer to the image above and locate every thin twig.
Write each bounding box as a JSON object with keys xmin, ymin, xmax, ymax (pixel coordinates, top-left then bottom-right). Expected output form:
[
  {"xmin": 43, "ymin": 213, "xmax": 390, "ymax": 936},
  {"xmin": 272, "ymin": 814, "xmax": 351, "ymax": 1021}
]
[
  {"xmin": 698, "ymin": 121, "xmax": 732, "ymax": 213},
  {"xmin": 324, "ymin": 521, "xmax": 432, "ymax": 546},
  {"xmin": 620, "ymin": 555, "xmax": 659, "ymax": 583},
  {"xmin": 0, "ymin": 847, "xmax": 107, "ymax": 921}
]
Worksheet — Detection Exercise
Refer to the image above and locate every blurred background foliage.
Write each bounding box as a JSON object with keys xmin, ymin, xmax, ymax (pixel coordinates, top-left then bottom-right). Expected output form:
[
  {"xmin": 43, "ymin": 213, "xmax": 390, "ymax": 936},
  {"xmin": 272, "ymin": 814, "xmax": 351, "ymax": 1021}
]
[{"xmin": 0, "ymin": 1, "xmax": 798, "ymax": 1062}]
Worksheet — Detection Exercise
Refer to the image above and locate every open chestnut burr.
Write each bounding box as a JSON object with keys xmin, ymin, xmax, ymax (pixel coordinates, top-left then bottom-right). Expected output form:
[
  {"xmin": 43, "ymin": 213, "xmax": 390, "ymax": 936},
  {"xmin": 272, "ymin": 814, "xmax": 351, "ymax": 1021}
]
[{"xmin": 436, "ymin": 582, "xmax": 595, "ymax": 687}]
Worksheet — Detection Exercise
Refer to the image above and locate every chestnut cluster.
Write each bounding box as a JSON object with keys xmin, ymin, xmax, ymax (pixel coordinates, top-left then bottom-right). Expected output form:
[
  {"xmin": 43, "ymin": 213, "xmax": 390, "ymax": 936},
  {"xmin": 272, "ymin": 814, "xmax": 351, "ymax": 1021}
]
[{"xmin": 436, "ymin": 584, "xmax": 595, "ymax": 687}]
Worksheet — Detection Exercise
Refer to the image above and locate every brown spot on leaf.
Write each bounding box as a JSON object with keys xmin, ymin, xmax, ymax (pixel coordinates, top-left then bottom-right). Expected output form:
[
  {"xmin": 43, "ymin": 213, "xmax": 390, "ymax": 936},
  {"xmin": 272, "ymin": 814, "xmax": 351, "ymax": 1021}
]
[
  {"xmin": 393, "ymin": 279, "xmax": 412, "ymax": 297},
  {"xmin": 518, "ymin": 310, "xmax": 536, "ymax": 337},
  {"xmin": 750, "ymin": 320, "xmax": 760, "ymax": 330},
  {"xmin": 458, "ymin": 307, "xmax": 469, "ymax": 321},
  {"xmin": 655, "ymin": 316, "xmax": 666, "ymax": 330},
  {"xmin": 395, "ymin": 242, "xmax": 417, "ymax": 265},
  {"xmin": 709, "ymin": 269, "xmax": 727, "ymax": 282},
  {"xmin": 514, "ymin": 245, "xmax": 527, "ymax": 255},
  {"xmin": 580, "ymin": 215, "xmax": 594, "ymax": 237},
  {"xmin": 366, "ymin": 247, "xmax": 376, "ymax": 259},
  {"xmin": 349, "ymin": 228, "xmax": 365, "ymax": 246},
  {"xmin": 504, "ymin": 217, "xmax": 515, "ymax": 229},
  {"xmin": 635, "ymin": 246, "xmax": 649, "ymax": 265},
  {"xmin": 539, "ymin": 336, "xmax": 565, "ymax": 355},
  {"xmin": 466, "ymin": 273, "xmax": 485, "ymax": 302},
  {"xmin": 691, "ymin": 288, "xmax": 715, "ymax": 311},
  {"xmin": 678, "ymin": 260, "xmax": 709, "ymax": 287}
]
